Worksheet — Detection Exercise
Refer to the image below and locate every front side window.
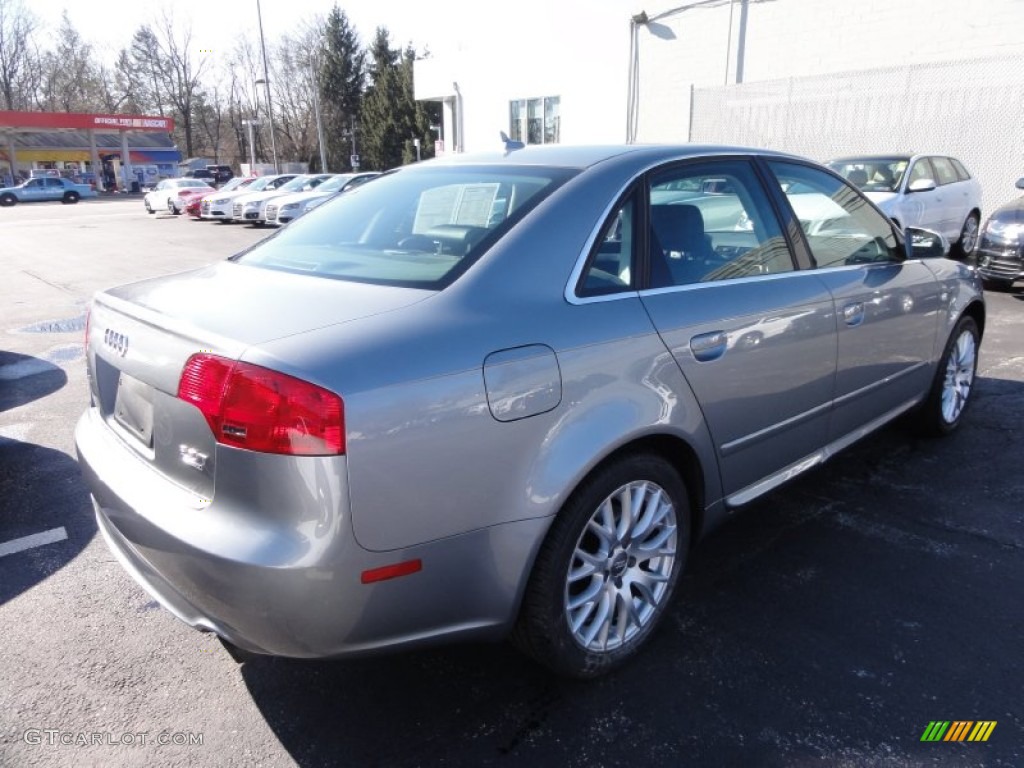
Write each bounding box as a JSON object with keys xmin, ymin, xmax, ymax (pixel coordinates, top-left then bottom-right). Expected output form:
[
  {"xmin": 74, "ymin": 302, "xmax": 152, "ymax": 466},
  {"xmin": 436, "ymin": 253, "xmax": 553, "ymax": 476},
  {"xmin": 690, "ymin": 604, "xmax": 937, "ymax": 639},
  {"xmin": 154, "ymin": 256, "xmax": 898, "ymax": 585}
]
[
  {"xmin": 907, "ymin": 158, "xmax": 936, "ymax": 187},
  {"xmin": 236, "ymin": 165, "xmax": 576, "ymax": 289},
  {"xmin": 769, "ymin": 161, "xmax": 901, "ymax": 268},
  {"xmin": 647, "ymin": 160, "xmax": 792, "ymax": 287}
]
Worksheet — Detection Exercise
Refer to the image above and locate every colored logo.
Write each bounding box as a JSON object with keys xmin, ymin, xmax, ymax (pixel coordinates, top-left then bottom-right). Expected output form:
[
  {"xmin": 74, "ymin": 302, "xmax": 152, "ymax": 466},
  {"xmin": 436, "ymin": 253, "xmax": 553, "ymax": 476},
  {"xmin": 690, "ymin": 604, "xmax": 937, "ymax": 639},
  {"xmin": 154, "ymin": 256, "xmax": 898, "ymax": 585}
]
[{"xmin": 920, "ymin": 721, "xmax": 996, "ymax": 742}]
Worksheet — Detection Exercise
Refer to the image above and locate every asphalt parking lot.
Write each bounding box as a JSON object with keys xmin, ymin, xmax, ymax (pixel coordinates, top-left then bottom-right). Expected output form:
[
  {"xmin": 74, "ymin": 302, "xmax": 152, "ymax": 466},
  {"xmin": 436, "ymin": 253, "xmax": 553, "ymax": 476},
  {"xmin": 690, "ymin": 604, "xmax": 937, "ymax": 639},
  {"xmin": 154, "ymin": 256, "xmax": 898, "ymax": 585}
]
[{"xmin": 1, "ymin": 199, "xmax": 1021, "ymax": 767}]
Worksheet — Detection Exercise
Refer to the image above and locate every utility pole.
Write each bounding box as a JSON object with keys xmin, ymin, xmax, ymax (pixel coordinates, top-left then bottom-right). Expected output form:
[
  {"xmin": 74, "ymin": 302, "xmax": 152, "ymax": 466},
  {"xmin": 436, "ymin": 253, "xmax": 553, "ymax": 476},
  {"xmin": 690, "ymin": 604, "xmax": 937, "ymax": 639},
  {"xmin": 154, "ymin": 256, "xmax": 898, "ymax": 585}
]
[{"xmin": 256, "ymin": 0, "xmax": 279, "ymax": 173}]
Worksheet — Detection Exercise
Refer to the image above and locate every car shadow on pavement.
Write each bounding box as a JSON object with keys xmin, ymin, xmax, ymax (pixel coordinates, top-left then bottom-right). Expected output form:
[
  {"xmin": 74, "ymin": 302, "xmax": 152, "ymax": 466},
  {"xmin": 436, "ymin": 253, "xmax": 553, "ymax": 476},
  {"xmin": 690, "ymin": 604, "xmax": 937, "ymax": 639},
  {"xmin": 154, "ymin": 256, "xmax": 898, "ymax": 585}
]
[
  {"xmin": 0, "ymin": 436, "xmax": 96, "ymax": 605},
  {"xmin": 239, "ymin": 375, "xmax": 1024, "ymax": 767},
  {"xmin": 0, "ymin": 350, "xmax": 95, "ymax": 605},
  {"xmin": 0, "ymin": 350, "xmax": 67, "ymax": 412}
]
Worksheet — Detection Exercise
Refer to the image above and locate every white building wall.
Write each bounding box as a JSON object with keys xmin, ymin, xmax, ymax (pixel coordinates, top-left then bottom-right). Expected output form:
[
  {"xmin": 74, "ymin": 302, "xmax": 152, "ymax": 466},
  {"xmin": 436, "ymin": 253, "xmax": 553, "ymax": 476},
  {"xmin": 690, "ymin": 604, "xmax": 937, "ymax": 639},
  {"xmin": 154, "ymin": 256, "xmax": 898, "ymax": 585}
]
[{"xmin": 416, "ymin": 0, "xmax": 1024, "ymax": 152}]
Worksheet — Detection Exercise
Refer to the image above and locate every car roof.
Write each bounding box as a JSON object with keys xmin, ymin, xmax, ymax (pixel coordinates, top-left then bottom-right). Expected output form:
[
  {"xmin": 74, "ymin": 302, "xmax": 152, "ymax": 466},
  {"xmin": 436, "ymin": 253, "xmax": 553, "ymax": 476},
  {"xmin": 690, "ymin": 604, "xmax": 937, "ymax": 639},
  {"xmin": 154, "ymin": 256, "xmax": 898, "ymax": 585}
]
[
  {"xmin": 420, "ymin": 144, "xmax": 804, "ymax": 170},
  {"xmin": 829, "ymin": 155, "xmax": 913, "ymax": 163}
]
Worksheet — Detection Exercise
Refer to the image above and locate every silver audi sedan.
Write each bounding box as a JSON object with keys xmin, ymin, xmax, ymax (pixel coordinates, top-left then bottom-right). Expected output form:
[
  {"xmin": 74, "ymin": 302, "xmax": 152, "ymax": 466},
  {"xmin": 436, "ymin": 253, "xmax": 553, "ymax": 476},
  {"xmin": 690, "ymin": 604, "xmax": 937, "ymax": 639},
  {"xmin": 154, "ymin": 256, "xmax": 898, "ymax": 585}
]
[{"xmin": 76, "ymin": 145, "xmax": 984, "ymax": 678}]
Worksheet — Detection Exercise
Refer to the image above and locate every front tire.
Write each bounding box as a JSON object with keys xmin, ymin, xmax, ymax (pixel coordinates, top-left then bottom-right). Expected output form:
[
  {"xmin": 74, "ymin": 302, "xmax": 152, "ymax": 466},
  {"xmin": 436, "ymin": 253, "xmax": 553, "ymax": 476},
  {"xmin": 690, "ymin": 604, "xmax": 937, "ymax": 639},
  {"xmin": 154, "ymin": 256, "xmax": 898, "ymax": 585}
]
[
  {"xmin": 0, "ymin": 193, "xmax": 16, "ymax": 207},
  {"xmin": 954, "ymin": 213, "xmax": 980, "ymax": 258},
  {"xmin": 915, "ymin": 315, "xmax": 979, "ymax": 436},
  {"xmin": 982, "ymin": 278, "xmax": 1013, "ymax": 292},
  {"xmin": 512, "ymin": 453, "xmax": 690, "ymax": 678}
]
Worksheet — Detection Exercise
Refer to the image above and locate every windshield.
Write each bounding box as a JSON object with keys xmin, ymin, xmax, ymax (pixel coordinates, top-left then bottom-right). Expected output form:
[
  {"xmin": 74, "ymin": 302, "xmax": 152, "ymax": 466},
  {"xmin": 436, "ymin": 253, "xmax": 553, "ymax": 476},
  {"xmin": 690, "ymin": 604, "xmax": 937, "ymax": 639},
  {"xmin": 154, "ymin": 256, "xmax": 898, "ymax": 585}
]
[
  {"xmin": 235, "ymin": 165, "xmax": 575, "ymax": 289},
  {"xmin": 246, "ymin": 177, "xmax": 274, "ymax": 192},
  {"xmin": 278, "ymin": 175, "xmax": 314, "ymax": 193},
  {"xmin": 827, "ymin": 158, "xmax": 909, "ymax": 193},
  {"xmin": 316, "ymin": 175, "xmax": 352, "ymax": 194}
]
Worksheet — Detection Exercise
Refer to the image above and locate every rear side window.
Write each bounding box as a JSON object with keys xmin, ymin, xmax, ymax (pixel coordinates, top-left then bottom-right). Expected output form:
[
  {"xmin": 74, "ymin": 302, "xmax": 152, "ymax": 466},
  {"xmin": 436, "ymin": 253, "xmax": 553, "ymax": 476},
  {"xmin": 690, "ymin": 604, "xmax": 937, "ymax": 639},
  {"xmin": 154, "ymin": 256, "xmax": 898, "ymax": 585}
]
[
  {"xmin": 930, "ymin": 157, "xmax": 959, "ymax": 186},
  {"xmin": 237, "ymin": 166, "xmax": 575, "ymax": 289},
  {"xmin": 950, "ymin": 158, "xmax": 971, "ymax": 181}
]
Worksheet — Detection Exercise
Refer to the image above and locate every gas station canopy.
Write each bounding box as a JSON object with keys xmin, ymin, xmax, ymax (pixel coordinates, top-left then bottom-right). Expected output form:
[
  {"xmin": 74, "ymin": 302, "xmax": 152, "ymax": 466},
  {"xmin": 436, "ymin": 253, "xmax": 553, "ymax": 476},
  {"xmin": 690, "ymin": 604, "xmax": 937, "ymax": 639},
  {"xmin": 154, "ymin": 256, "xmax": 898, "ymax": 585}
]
[{"xmin": 0, "ymin": 110, "xmax": 178, "ymax": 191}]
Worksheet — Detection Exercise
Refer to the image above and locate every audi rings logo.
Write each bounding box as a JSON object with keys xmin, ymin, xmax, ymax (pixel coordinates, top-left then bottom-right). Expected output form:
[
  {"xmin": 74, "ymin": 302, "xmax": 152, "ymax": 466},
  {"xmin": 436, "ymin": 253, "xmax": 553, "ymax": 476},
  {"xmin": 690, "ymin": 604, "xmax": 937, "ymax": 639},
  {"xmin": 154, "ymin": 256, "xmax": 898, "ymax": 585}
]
[{"xmin": 103, "ymin": 329, "xmax": 129, "ymax": 357}]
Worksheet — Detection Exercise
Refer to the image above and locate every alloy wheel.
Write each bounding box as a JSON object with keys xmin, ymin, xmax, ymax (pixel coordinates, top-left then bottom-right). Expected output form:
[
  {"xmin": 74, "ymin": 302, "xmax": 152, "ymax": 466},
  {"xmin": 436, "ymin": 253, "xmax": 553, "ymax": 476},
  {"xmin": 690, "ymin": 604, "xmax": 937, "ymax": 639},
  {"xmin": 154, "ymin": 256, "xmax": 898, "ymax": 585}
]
[
  {"xmin": 564, "ymin": 480, "xmax": 678, "ymax": 652},
  {"xmin": 941, "ymin": 329, "xmax": 976, "ymax": 424}
]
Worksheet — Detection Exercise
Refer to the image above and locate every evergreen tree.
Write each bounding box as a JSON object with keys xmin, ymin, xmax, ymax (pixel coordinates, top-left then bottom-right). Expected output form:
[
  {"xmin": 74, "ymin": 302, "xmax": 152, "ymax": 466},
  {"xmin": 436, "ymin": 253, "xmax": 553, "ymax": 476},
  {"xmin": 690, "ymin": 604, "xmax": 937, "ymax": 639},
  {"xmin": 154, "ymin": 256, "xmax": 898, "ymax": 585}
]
[
  {"xmin": 360, "ymin": 27, "xmax": 406, "ymax": 170},
  {"xmin": 318, "ymin": 6, "xmax": 364, "ymax": 171},
  {"xmin": 400, "ymin": 45, "xmax": 441, "ymax": 164}
]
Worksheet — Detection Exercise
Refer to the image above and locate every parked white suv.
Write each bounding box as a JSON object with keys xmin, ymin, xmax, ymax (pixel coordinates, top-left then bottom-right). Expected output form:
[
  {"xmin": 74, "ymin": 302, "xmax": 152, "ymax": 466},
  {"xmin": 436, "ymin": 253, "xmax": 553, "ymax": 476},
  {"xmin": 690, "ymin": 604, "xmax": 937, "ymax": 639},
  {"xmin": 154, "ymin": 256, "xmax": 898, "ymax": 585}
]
[{"xmin": 827, "ymin": 154, "xmax": 982, "ymax": 256}]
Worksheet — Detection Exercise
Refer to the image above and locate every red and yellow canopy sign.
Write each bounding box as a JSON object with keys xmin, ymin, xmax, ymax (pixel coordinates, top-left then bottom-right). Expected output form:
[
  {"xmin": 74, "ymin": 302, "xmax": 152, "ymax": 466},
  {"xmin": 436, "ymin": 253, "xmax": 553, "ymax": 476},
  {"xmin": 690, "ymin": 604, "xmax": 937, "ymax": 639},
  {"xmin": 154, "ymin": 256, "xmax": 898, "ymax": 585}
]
[{"xmin": 0, "ymin": 110, "xmax": 174, "ymax": 132}]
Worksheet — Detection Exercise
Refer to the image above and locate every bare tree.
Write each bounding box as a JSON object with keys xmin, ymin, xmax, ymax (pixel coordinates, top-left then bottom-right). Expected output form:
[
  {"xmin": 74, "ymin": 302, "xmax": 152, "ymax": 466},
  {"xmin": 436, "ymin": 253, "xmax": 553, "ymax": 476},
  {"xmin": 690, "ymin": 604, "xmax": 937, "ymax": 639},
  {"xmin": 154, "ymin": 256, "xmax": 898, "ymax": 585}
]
[
  {"xmin": 228, "ymin": 34, "xmax": 269, "ymax": 165},
  {"xmin": 0, "ymin": 0, "xmax": 36, "ymax": 109},
  {"xmin": 150, "ymin": 11, "xmax": 210, "ymax": 157},
  {"xmin": 271, "ymin": 24, "xmax": 323, "ymax": 168},
  {"xmin": 36, "ymin": 11, "xmax": 103, "ymax": 112}
]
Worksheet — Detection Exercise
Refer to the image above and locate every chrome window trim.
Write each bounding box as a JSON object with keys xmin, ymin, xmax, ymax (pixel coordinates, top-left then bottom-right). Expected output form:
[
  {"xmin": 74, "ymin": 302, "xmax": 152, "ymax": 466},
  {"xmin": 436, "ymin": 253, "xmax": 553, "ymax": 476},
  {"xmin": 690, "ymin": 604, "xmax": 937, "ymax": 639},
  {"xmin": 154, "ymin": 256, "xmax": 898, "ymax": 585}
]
[{"xmin": 637, "ymin": 269, "xmax": 810, "ymax": 298}]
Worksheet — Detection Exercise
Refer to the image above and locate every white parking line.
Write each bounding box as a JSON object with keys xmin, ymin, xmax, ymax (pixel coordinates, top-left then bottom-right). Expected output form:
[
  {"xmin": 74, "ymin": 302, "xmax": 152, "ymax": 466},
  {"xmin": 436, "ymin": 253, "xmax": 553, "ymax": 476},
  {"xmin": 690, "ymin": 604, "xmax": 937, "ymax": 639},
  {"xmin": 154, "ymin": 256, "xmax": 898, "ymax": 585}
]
[{"xmin": 0, "ymin": 527, "xmax": 68, "ymax": 558}]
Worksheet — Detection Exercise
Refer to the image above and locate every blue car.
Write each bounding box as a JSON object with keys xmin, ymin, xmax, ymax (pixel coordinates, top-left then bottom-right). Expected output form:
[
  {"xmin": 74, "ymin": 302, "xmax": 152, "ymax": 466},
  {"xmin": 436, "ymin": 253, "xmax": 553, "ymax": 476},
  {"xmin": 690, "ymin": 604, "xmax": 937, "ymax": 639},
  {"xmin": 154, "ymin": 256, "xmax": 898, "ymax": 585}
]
[{"xmin": 0, "ymin": 177, "xmax": 97, "ymax": 206}]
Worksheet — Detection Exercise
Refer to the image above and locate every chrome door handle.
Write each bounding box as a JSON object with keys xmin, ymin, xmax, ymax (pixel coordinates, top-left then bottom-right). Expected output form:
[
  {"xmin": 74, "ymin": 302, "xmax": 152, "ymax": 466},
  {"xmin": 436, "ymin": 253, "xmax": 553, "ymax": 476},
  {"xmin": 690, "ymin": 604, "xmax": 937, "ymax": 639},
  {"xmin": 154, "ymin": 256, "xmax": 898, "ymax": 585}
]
[
  {"xmin": 842, "ymin": 302, "xmax": 865, "ymax": 326},
  {"xmin": 689, "ymin": 331, "xmax": 728, "ymax": 362}
]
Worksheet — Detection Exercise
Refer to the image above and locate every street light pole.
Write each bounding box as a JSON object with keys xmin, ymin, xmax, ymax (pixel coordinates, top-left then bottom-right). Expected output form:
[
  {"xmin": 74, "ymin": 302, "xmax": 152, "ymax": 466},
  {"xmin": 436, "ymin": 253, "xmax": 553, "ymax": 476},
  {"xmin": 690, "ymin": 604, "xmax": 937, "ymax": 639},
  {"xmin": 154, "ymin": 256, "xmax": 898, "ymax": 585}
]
[
  {"xmin": 241, "ymin": 119, "xmax": 259, "ymax": 171},
  {"xmin": 310, "ymin": 61, "xmax": 328, "ymax": 172},
  {"xmin": 256, "ymin": 0, "xmax": 279, "ymax": 173},
  {"xmin": 350, "ymin": 116, "xmax": 359, "ymax": 171}
]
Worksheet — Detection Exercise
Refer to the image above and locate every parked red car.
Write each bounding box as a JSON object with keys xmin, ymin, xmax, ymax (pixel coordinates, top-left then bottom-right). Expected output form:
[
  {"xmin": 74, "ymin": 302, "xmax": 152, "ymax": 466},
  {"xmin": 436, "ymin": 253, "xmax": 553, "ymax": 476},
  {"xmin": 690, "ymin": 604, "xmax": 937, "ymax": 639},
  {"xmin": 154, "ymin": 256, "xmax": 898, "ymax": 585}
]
[
  {"xmin": 185, "ymin": 195, "xmax": 204, "ymax": 218},
  {"xmin": 169, "ymin": 186, "xmax": 214, "ymax": 215}
]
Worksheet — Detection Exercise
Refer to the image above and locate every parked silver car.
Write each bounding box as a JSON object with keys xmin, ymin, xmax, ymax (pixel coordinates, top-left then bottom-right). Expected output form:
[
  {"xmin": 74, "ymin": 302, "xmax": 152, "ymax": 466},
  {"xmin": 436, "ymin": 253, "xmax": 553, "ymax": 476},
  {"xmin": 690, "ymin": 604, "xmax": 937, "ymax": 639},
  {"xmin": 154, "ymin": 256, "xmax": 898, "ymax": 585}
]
[
  {"xmin": 76, "ymin": 145, "xmax": 984, "ymax": 678},
  {"xmin": 827, "ymin": 154, "xmax": 983, "ymax": 257}
]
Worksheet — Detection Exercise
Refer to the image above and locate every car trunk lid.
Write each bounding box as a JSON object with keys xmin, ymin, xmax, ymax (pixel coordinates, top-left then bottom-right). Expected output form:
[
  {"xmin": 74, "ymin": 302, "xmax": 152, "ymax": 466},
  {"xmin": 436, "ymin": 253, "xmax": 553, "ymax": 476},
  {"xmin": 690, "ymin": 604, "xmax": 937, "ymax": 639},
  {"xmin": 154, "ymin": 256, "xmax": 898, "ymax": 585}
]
[{"xmin": 88, "ymin": 261, "xmax": 431, "ymax": 494}]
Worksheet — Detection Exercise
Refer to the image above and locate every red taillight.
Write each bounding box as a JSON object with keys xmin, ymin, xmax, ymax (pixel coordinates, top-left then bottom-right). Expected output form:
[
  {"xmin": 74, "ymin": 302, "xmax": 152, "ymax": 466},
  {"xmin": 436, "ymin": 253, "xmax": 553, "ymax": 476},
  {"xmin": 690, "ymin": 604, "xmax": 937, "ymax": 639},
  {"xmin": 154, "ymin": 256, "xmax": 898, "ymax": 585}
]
[{"xmin": 177, "ymin": 353, "xmax": 344, "ymax": 455}]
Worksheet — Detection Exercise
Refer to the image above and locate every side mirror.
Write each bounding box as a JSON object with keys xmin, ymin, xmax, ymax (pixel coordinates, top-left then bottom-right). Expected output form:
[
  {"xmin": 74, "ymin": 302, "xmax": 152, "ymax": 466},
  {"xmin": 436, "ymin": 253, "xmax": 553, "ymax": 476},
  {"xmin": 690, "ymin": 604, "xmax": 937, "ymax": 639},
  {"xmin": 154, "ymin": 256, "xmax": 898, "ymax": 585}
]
[
  {"xmin": 1015, "ymin": 177, "xmax": 1024, "ymax": 191},
  {"xmin": 905, "ymin": 227, "xmax": 950, "ymax": 259},
  {"xmin": 908, "ymin": 178, "xmax": 936, "ymax": 193}
]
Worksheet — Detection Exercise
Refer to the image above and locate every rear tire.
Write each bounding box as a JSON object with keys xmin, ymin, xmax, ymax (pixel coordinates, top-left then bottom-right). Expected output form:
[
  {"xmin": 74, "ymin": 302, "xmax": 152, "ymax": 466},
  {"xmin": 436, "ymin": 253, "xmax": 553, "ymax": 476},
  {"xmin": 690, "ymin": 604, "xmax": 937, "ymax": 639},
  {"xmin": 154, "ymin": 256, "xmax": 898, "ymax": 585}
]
[
  {"xmin": 915, "ymin": 315, "xmax": 979, "ymax": 437},
  {"xmin": 62, "ymin": 191, "xmax": 80, "ymax": 204},
  {"xmin": 512, "ymin": 452, "xmax": 690, "ymax": 678}
]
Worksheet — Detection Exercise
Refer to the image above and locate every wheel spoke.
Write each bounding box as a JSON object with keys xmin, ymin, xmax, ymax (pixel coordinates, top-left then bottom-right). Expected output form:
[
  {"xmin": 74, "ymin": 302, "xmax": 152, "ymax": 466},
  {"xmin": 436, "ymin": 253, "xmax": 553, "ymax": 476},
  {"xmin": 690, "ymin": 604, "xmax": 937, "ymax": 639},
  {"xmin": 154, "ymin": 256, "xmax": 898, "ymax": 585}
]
[
  {"xmin": 635, "ymin": 523, "xmax": 677, "ymax": 555},
  {"xmin": 568, "ymin": 559, "xmax": 599, "ymax": 583},
  {"xmin": 615, "ymin": 486, "xmax": 634, "ymax": 540},
  {"xmin": 567, "ymin": 575, "xmax": 604, "ymax": 611},
  {"xmin": 631, "ymin": 488, "xmax": 666, "ymax": 540},
  {"xmin": 586, "ymin": 517, "xmax": 615, "ymax": 546},
  {"xmin": 581, "ymin": 590, "xmax": 612, "ymax": 646}
]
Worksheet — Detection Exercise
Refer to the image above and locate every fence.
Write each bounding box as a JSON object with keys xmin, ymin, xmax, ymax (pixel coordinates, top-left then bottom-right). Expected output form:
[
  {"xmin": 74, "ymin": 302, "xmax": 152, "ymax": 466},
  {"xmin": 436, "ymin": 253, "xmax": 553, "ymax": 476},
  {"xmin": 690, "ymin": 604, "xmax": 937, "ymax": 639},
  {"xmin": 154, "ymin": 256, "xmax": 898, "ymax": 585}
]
[{"xmin": 690, "ymin": 55, "xmax": 1024, "ymax": 216}]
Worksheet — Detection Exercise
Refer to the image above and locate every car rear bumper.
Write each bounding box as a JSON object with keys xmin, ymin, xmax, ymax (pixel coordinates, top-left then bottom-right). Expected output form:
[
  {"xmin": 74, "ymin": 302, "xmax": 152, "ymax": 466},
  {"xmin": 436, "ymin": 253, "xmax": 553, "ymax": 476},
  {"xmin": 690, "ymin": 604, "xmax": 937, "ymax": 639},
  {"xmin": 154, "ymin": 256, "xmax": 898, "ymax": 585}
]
[{"xmin": 75, "ymin": 407, "xmax": 541, "ymax": 657}]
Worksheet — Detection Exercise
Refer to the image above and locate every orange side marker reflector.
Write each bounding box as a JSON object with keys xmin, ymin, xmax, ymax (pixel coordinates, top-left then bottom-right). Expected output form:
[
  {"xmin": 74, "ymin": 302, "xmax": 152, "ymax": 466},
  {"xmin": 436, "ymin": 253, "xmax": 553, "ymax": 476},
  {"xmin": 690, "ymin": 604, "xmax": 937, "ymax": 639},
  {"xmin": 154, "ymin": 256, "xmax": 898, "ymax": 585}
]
[{"xmin": 361, "ymin": 559, "xmax": 423, "ymax": 584}]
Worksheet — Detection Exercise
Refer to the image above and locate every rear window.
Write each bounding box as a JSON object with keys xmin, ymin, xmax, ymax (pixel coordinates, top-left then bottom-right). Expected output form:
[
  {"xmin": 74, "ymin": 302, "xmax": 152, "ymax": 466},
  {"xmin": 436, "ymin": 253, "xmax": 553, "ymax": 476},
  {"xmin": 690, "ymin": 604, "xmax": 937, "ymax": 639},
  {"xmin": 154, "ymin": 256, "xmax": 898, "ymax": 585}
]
[{"xmin": 235, "ymin": 165, "xmax": 575, "ymax": 289}]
